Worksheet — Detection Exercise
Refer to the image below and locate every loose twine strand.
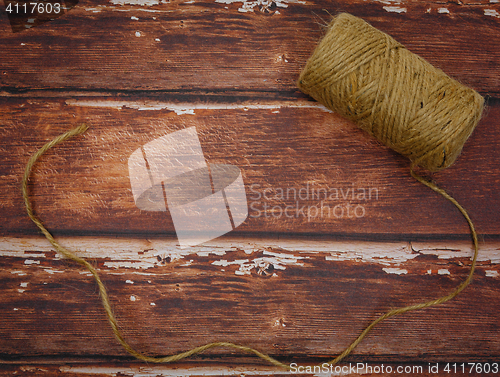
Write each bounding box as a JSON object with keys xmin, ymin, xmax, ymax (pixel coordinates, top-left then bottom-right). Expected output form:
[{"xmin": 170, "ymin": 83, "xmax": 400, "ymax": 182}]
[{"xmin": 22, "ymin": 125, "xmax": 478, "ymax": 370}]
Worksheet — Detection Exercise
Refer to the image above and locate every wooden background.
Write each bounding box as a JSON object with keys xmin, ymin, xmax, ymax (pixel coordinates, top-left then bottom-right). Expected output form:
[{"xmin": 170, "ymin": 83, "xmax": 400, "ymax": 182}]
[{"xmin": 1, "ymin": 0, "xmax": 499, "ymax": 375}]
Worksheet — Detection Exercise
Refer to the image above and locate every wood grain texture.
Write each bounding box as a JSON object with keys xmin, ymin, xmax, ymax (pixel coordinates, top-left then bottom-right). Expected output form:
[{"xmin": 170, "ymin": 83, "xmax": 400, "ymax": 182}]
[
  {"xmin": 1, "ymin": 236, "xmax": 499, "ymax": 360},
  {"xmin": 0, "ymin": 0, "xmax": 499, "ymax": 96},
  {"xmin": 1, "ymin": 0, "xmax": 499, "ymax": 374},
  {"xmin": 1, "ymin": 97, "xmax": 499, "ymax": 237},
  {"xmin": 0, "ymin": 361, "xmax": 496, "ymax": 376}
]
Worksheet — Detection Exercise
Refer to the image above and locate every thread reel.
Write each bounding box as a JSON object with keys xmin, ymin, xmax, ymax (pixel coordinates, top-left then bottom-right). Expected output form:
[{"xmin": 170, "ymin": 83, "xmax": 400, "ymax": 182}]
[{"xmin": 298, "ymin": 13, "xmax": 484, "ymax": 171}]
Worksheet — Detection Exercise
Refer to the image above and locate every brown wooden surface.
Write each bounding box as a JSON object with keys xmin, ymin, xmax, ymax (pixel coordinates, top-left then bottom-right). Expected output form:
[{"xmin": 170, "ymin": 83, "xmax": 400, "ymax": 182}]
[
  {"xmin": 1, "ymin": 0, "xmax": 500, "ymax": 95},
  {"xmin": 1, "ymin": 361, "xmax": 498, "ymax": 376},
  {"xmin": 1, "ymin": 0, "xmax": 500, "ymax": 375},
  {"xmin": 1, "ymin": 236, "xmax": 499, "ymax": 372},
  {"xmin": 3, "ymin": 361, "xmax": 498, "ymax": 376},
  {"xmin": 1, "ymin": 98, "xmax": 500, "ymax": 237}
]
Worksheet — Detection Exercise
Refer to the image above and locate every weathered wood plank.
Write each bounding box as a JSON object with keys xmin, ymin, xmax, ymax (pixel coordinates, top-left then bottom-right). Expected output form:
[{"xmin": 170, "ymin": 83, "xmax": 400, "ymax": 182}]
[
  {"xmin": 0, "ymin": 361, "xmax": 495, "ymax": 376},
  {"xmin": 1, "ymin": 236, "xmax": 499, "ymax": 360},
  {"xmin": 1, "ymin": 97, "xmax": 499, "ymax": 236},
  {"xmin": 0, "ymin": 0, "xmax": 499, "ymax": 95}
]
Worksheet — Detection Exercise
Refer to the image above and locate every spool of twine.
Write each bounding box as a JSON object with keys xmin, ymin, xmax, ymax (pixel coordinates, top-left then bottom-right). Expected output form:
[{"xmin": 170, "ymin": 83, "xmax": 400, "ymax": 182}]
[
  {"xmin": 22, "ymin": 13, "xmax": 482, "ymax": 371},
  {"xmin": 298, "ymin": 13, "xmax": 484, "ymax": 171}
]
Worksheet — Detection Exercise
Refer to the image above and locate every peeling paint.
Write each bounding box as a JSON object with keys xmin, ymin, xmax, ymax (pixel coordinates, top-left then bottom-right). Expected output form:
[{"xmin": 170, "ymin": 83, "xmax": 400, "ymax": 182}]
[
  {"xmin": 437, "ymin": 7, "xmax": 449, "ymax": 14},
  {"xmin": 104, "ymin": 261, "xmax": 156, "ymax": 269},
  {"xmin": 212, "ymin": 259, "xmax": 249, "ymax": 267},
  {"xmin": 412, "ymin": 242, "xmax": 500, "ymax": 264},
  {"xmin": 372, "ymin": 0, "xmax": 402, "ymax": 5},
  {"xmin": 484, "ymin": 9, "xmax": 500, "ymax": 17},
  {"xmin": 174, "ymin": 109, "xmax": 195, "ymax": 115},
  {"xmin": 0, "ymin": 249, "xmax": 46, "ymax": 259},
  {"xmin": 485, "ymin": 270, "xmax": 499, "ymax": 278},
  {"xmin": 126, "ymin": 279, "xmax": 134, "ymax": 284},
  {"xmin": 326, "ymin": 242, "xmax": 415, "ymax": 266},
  {"xmin": 196, "ymin": 248, "xmax": 226, "ymax": 257},
  {"xmin": 111, "ymin": 0, "xmax": 159, "ymax": 6},
  {"xmin": 64, "ymin": 99, "xmax": 332, "ymax": 114},
  {"xmin": 214, "ymin": 0, "xmax": 305, "ymax": 13},
  {"xmin": 383, "ymin": 6, "xmax": 406, "ymax": 13},
  {"xmin": 438, "ymin": 269, "xmax": 450, "ymax": 275},
  {"xmin": 3, "ymin": 238, "xmax": 499, "ymax": 275},
  {"xmin": 18, "ymin": 283, "xmax": 28, "ymax": 293},
  {"xmin": 24, "ymin": 259, "xmax": 40, "ymax": 265},
  {"xmin": 59, "ymin": 364, "xmax": 294, "ymax": 376},
  {"xmin": 382, "ymin": 268, "xmax": 407, "ymax": 275},
  {"xmin": 11, "ymin": 270, "xmax": 27, "ymax": 276},
  {"xmin": 212, "ymin": 251, "xmax": 304, "ymax": 275},
  {"xmin": 130, "ymin": 295, "xmax": 137, "ymax": 301},
  {"xmin": 44, "ymin": 268, "xmax": 65, "ymax": 274},
  {"xmin": 111, "ymin": 7, "xmax": 162, "ymax": 12}
]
